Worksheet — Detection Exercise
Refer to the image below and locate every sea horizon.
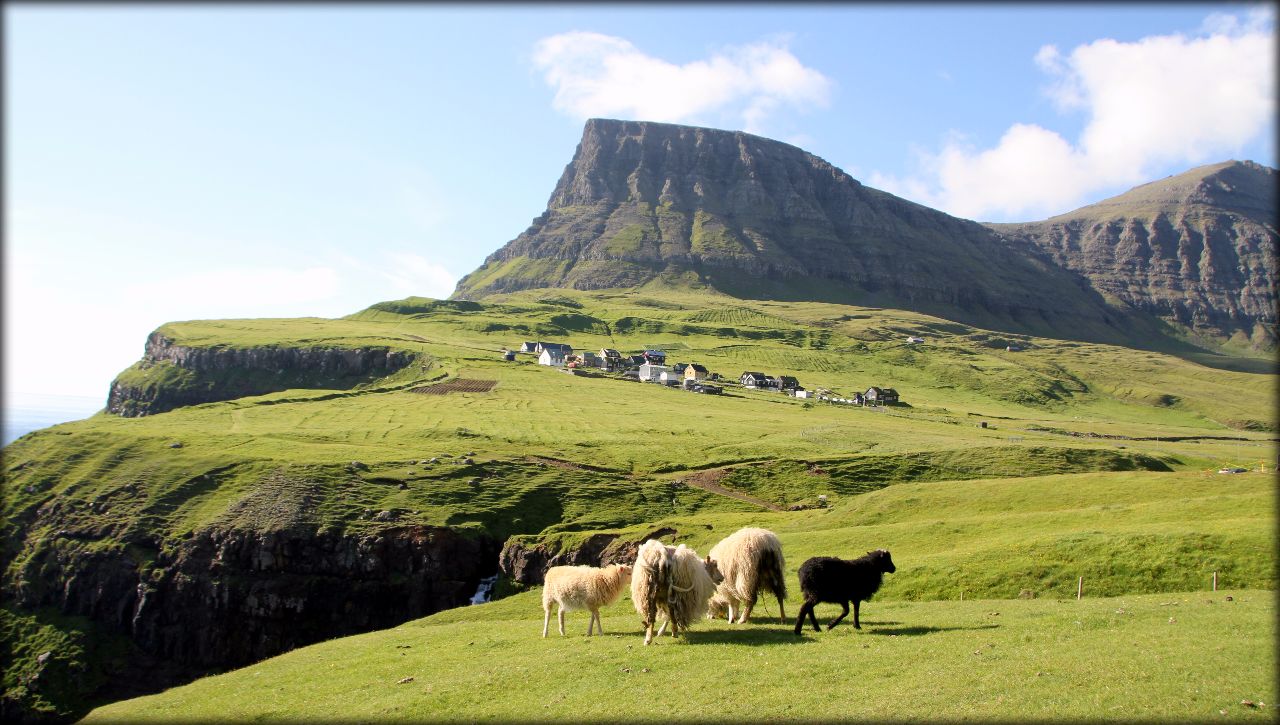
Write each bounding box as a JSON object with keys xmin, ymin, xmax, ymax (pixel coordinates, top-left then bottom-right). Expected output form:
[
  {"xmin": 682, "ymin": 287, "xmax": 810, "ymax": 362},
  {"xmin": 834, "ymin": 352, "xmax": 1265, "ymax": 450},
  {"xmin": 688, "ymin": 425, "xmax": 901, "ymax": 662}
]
[{"xmin": 3, "ymin": 392, "xmax": 106, "ymax": 446}]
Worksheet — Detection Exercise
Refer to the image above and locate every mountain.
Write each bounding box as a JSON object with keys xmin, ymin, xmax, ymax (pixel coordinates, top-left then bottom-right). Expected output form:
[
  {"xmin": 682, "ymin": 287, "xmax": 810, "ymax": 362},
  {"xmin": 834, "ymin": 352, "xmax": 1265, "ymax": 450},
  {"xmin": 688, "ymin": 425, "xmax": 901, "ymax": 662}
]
[
  {"xmin": 452, "ymin": 119, "xmax": 1142, "ymax": 344},
  {"xmin": 988, "ymin": 161, "xmax": 1278, "ymax": 352}
]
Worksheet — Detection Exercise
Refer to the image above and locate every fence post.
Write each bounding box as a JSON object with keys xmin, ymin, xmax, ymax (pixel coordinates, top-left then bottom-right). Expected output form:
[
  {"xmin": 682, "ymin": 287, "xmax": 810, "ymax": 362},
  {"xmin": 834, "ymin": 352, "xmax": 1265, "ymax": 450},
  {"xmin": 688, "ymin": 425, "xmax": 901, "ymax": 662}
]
[
  {"xmin": 1077, "ymin": 576, "xmax": 1083, "ymax": 600},
  {"xmin": 1213, "ymin": 571, "xmax": 1217, "ymax": 591}
]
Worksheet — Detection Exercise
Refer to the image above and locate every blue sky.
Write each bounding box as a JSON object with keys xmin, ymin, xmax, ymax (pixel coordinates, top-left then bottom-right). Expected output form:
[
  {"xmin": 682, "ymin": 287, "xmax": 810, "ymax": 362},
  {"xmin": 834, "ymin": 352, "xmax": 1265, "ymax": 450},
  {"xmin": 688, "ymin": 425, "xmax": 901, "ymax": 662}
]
[{"xmin": 5, "ymin": 3, "xmax": 1275, "ymax": 407}]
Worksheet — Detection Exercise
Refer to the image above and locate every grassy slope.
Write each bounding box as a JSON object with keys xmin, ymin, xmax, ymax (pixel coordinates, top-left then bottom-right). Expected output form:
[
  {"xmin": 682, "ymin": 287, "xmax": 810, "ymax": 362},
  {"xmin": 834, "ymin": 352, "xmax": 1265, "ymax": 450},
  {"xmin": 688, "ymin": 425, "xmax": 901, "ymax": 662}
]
[
  {"xmin": 5, "ymin": 289, "xmax": 1277, "ymax": 720},
  {"xmin": 83, "ymin": 469, "xmax": 1277, "ymax": 722}
]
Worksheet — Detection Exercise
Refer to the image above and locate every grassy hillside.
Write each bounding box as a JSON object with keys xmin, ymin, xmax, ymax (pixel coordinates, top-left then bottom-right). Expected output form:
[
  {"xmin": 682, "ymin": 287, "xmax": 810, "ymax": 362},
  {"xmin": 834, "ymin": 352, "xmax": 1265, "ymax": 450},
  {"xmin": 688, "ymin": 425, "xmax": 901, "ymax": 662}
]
[
  {"xmin": 3, "ymin": 289, "xmax": 1276, "ymax": 721},
  {"xmin": 82, "ymin": 469, "xmax": 1276, "ymax": 722}
]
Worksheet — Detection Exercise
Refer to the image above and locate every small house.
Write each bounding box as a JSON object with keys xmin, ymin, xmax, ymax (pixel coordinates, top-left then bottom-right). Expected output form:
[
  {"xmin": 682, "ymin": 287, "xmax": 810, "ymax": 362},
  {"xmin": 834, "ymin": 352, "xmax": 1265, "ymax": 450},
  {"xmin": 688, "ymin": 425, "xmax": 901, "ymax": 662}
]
[
  {"xmin": 906, "ymin": 336, "xmax": 925, "ymax": 344},
  {"xmin": 581, "ymin": 352, "xmax": 601, "ymax": 368},
  {"xmin": 779, "ymin": 375, "xmax": 800, "ymax": 391},
  {"xmin": 539, "ymin": 347, "xmax": 568, "ymax": 367},
  {"xmin": 501, "ymin": 350, "xmax": 516, "ymax": 361},
  {"xmin": 794, "ymin": 389, "xmax": 811, "ymax": 399},
  {"xmin": 599, "ymin": 348, "xmax": 622, "ymax": 370},
  {"xmin": 762, "ymin": 376, "xmax": 782, "ymax": 390},
  {"xmin": 627, "ymin": 354, "xmax": 647, "ymax": 367},
  {"xmin": 865, "ymin": 387, "xmax": 900, "ymax": 405},
  {"xmin": 671, "ymin": 362, "xmax": 690, "ymax": 376},
  {"xmin": 659, "ymin": 370, "xmax": 683, "ymax": 386},
  {"xmin": 639, "ymin": 363, "xmax": 668, "ymax": 383},
  {"xmin": 740, "ymin": 371, "xmax": 768, "ymax": 388},
  {"xmin": 519, "ymin": 342, "xmax": 538, "ymax": 353},
  {"xmin": 643, "ymin": 350, "xmax": 667, "ymax": 365},
  {"xmin": 684, "ymin": 363, "xmax": 709, "ymax": 382}
]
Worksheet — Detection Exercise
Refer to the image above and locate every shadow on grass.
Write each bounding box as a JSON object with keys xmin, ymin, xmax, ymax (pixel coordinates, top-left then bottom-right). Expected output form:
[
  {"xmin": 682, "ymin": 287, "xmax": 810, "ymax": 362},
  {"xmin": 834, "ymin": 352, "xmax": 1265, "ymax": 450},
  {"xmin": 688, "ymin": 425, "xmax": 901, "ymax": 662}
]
[
  {"xmin": 682, "ymin": 628, "xmax": 818, "ymax": 645},
  {"xmin": 864, "ymin": 623, "xmax": 1000, "ymax": 636}
]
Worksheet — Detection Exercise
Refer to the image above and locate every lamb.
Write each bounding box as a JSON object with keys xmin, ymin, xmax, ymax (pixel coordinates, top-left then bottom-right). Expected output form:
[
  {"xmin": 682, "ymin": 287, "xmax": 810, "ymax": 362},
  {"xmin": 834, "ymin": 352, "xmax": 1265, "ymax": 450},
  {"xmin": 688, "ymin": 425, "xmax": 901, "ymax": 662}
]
[
  {"xmin": 631, "ymin": 539, "xmax": 723, "ymax": 645},
  {"xmin": 541, "ymin": 563, "xmax": 633, "ymax": 637},
  {"xmin": 706, "ymin": 527, "xmax": 787, "ymax": 624},
  {"xmin": 793, "ymin": 549, "xmax": 896, "ymax": 635}
]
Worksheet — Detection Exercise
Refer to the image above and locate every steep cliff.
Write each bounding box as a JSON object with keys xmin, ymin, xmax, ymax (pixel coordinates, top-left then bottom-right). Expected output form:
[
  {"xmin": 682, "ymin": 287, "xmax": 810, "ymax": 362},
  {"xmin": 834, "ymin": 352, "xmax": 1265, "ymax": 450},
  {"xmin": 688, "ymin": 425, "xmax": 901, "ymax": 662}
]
[
  {"xmin": 107, "ymin": 331, "xmax": 418, "ymax": 417},
  {"xmin": 453, "ymin": 118, "xmax": 1143, "ymax": 344},
  {"xmin": 988, "ymin": 161, "xmax": 1278, "ymax": 351}
]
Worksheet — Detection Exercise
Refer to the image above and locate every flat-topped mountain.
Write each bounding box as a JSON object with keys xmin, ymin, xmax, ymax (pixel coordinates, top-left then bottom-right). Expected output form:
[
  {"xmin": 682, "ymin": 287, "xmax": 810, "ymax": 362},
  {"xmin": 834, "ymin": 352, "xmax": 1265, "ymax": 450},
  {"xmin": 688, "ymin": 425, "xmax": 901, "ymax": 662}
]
[
  {"xmin": 452, "ymin": 119, "xmax": 1139, "ymax": 343},
  {"xmin": 989, "ymin": 161, "xmax": 1277, "ymax": 351}
]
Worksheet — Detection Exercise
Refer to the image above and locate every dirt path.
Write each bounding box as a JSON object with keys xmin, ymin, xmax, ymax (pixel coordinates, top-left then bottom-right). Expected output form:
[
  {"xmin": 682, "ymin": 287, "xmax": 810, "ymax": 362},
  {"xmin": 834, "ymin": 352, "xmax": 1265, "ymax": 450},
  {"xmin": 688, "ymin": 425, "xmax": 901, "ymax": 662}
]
[{"xmin": 678, "ymin": 468, "xmax": 783, "ymax": 511}]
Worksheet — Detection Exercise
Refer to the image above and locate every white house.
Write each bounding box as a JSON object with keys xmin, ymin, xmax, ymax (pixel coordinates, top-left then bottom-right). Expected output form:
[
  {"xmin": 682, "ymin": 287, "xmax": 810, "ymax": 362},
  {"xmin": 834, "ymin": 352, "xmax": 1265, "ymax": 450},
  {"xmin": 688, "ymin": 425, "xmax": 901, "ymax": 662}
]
[
  {"xmin": 539, "ymin": 348, "xmax": 567, "ymax": 367},
  {"xmin": 639, "ymin": 363, "xmax": 668, "ymax": 382},
  {"xmin": 659, "ymin": 369, "xmax": 683, "ymax": 385}
]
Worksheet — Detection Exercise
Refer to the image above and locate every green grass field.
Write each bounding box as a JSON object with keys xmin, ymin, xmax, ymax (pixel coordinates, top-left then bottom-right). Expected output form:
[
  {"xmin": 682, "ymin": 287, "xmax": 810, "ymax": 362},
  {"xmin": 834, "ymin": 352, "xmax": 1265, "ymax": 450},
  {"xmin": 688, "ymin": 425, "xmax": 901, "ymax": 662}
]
[
  {"xmin": 4, "ymin": 289, "xmax": 1277, "ymax": 721},
  {"xmin": 81, "ymin": 469, "xmax": 1277, "ymax": 722}
]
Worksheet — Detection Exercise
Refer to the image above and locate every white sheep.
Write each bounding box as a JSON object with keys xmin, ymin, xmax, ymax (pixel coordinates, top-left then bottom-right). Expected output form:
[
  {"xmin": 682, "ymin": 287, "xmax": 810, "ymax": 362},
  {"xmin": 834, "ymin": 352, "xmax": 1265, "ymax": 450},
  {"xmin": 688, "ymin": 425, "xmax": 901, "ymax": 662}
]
[
  {"xmin": 631, "ymin": 539, "xmax": 722, "ymax": 645},
  {"xmin": 541, "ymin": 563, "xmax": 633, "ymax": 637},
  {"xmin": 706, "ymin": 527, "xmax": 788, "ymax": 624}
]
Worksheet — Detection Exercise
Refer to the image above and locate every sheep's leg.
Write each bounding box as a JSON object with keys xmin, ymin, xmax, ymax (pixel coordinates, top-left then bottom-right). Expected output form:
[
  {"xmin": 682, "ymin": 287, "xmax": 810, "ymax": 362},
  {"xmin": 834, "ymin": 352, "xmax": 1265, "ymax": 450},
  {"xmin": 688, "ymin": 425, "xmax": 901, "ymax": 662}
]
[
  {"xmin": 738, "ymin": 595, "xmax": 756, "ymax": 624},
  {"xmin": 542, "ymin": 605, "xmax": 551, "ymax": 638},
  {"xmin": 594, "ymin": 609, "xmax": 604, "ymax": 634},
  {"xmin": 643, "ymin": 623, "xmax": 653, "ymax": 646},
  {"xmin": 793, "ymin": 601, "xmax": 814, "ymax": 635},
  {"xmin": 655, "ymin": 619, "xmax": 668, "ymax": 637},
  {"xmin": 853, "ymin": 600, "xmax": 861, "ymax": 630},
  {"xmin": 557, "ymin": 607, "xmax": 566, "ymax": 636},
  {"xmin": 827, "ymin": 601, "xmax": 850, "ymax": 630},
  {"xmin": 726, "ymin": 603, "xmax": 735, "ymax": 623},
  {"xmin": 807, "ymin": 601, "xmax": 821, "ymax": 633},
  {"xmin": 585, "ymin": 609, "xmax": 595, "ymax": 636},
  {"xmin": 777, "ymin": 591, "xmax": 787, "ymax": 624}
]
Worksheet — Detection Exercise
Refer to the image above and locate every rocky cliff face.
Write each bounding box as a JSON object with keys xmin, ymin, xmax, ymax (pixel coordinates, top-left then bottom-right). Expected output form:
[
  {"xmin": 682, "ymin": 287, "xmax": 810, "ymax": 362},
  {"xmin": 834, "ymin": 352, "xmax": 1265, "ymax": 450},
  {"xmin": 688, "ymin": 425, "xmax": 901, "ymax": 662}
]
[
  {"xmin": 107, "ymin": 331, "xmax": 417, "ymax": 417},
  {"xmin": 988, "ymin": 161, "xmax": 1278, "ymax": 351},
  {"xmin": 452, "ymin": 118, "xmax": 1141, "ymax": 344},
  {"xmin": 5, "ymin": 519, "xmax": 498, "ymax": 717}
]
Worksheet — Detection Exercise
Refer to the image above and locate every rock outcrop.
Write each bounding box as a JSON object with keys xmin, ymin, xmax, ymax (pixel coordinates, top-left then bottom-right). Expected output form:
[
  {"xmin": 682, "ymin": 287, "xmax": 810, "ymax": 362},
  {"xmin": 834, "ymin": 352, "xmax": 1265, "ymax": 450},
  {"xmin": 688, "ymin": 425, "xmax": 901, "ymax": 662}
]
[
  {"xmin": 453, "ymin": 118, "xmax": 1144, "ymax": 344},
  {"xmin": 988, "ymin": 161, "xmax": 1278, "ymax": 351},
  {"xmin": 499, "ymin": 527, "xmax": 678, "ymax": 585},
  {"xmin": 107, "ymin": 331, "xmax": 417, "ymax": 417}
]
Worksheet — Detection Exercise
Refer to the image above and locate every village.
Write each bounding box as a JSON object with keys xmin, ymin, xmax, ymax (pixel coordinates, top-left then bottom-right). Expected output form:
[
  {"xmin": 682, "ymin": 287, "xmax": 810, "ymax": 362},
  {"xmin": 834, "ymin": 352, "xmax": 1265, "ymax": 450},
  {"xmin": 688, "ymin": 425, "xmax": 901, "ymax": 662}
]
[{"xmin": 502, "ymin": 341, "xmax": 902, "ymax": 407}]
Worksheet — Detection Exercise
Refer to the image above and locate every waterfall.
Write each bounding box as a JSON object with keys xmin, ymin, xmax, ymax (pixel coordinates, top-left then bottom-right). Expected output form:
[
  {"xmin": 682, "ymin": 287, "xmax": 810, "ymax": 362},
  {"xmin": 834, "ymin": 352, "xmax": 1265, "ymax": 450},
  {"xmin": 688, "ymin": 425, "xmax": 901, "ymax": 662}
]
[{"xmin": 469, "ymin": 573, "xmax": 499, "ymax": 605}]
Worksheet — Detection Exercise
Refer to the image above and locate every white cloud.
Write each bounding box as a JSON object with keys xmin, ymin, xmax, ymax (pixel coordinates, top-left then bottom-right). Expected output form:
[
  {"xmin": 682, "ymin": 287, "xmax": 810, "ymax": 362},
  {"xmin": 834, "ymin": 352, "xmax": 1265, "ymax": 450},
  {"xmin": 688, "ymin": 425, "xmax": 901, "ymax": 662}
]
[
  {"xmin": 532, "ymin": 31, "xmax": 832, "ymax": 133},
  {"xmin": 378, "ymin": 253, "xmax": 458, "ymax": 298},
  {"xmin": 876, "ymin": 9, "xmax": 1276, "ymax": 221}
]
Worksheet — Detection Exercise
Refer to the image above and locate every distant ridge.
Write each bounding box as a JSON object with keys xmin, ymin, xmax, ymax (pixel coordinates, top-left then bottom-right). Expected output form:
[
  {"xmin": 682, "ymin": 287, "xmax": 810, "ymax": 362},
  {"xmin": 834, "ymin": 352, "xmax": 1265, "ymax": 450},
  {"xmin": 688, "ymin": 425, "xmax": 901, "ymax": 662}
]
[{"xmin": 989, "ymin": 160, "xmax": 1277, "ymax": 351}]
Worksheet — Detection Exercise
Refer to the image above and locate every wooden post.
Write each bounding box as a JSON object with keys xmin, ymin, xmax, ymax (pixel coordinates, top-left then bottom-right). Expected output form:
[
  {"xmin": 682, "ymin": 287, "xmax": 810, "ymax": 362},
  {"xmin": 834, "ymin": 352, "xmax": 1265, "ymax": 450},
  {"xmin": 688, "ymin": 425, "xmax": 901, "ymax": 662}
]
[
  {"xmin": 1077, "ymin": 576, "xmax": 1083, "ymax": 600},
  {"xmin": 960, "ymin": 590, "xmax": 964, "ymax": 601},
  {"xmin": 1213, "ymin": 572, "xmax": 1217, "ymax": 591}
]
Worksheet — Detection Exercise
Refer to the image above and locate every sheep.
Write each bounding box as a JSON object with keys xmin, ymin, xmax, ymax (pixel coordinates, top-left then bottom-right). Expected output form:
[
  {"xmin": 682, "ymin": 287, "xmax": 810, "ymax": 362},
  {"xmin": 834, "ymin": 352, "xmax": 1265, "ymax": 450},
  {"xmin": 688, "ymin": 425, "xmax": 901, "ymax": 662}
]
[
  {"xmin": 541, "ymin": 563, "xmax": 633, "ymax": 637},
  {"xmin": 706, "ymin": 527, "xmax": 787, "ymax": 624},
  {"xmin": 793, "ymin": 549, "xmax": 896, "ymax": 635},
  {"xmin": 631, "ymin": 539, "xmax": 722, "ymax": 645}
]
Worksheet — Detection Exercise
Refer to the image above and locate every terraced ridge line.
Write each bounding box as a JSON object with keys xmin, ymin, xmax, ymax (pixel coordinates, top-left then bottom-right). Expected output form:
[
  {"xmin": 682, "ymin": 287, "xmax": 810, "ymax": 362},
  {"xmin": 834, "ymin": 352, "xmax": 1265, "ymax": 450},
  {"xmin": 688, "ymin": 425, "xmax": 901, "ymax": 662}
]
[
  {"xmin": 409, "ymin": 378, "xmax": 498, "ymax": 395},
  {"xmin": 677, "ymin": 467, "xmax": 782, "ymax": 511}
]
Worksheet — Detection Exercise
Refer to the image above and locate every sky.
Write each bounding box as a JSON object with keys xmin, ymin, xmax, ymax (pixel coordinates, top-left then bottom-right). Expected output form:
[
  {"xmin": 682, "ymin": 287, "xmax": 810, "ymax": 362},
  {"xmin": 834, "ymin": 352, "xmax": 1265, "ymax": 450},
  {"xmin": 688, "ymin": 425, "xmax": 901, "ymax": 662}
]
[{"xmin": 4, "ymin": 3, "xmax": 1276, "ymax": 412}]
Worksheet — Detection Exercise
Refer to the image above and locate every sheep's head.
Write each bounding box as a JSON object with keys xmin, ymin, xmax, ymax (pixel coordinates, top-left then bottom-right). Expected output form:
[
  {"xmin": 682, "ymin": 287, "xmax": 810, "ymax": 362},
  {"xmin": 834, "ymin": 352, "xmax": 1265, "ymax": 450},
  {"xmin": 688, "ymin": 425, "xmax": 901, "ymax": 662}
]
[
  {"xmin": 868, "ymin": 549, "xmax": 896, "ymax": 573},
  {"xmin": 707, "ymin": 592, "xmax": 730, "ymax": 619},
  {"xmin": 616, "ymin": 564, "xmax": 634, "ymax": 583},
  {"xmin": 703, "ymin": 556, "xmax": 724, "ymax": 584}
]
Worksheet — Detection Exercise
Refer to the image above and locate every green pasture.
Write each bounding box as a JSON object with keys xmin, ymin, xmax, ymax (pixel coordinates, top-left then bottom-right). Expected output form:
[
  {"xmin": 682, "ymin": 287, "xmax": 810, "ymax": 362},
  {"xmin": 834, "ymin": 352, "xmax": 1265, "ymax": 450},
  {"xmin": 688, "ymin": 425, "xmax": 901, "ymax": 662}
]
[{"xmin": 81, "ymin": 467, "xmax": 1277, "ymax": 723}]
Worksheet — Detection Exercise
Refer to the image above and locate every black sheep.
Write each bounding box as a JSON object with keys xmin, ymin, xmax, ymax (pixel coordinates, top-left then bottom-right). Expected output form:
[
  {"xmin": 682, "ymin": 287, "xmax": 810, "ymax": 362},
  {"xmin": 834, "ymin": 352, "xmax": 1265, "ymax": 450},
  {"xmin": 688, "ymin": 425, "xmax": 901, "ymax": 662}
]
[{"xmin": 793, "ymin": 549, "xmax": 896, "ymax": 635}]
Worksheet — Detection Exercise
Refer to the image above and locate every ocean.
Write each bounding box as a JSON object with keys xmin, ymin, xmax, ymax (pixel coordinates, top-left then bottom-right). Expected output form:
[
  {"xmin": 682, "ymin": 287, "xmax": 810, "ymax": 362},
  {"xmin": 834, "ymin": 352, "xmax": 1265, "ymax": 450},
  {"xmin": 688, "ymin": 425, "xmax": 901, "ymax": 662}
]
[{"xmin": 3, "ymin": 393, "xmax": 105, "ymax": 446}]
